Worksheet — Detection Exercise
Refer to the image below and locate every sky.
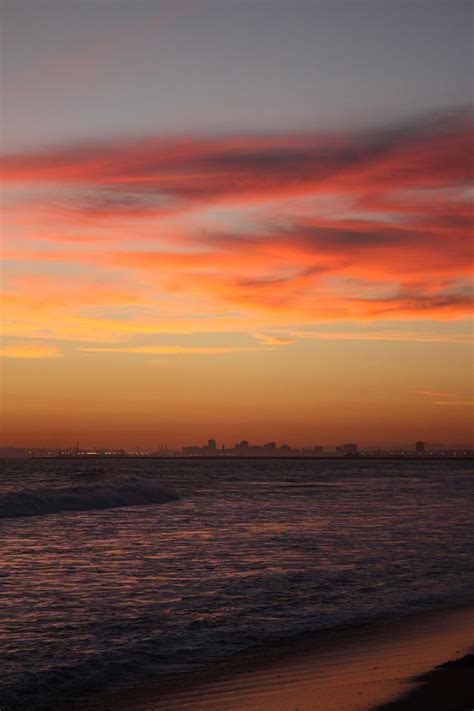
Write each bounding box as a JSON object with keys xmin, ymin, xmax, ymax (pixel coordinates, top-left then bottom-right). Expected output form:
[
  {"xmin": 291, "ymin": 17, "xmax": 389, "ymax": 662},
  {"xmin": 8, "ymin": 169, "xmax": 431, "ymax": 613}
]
[{"xmin": 1, "ymin": 0, "xmax": 473, "ymax": 449}]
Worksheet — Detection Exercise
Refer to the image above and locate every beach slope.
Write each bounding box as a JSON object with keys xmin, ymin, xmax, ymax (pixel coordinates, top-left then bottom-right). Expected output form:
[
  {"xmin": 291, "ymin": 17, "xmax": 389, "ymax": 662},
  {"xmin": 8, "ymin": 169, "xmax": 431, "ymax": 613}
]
[{"xmin": 59, "ymin": 603, "xmax": 474, "ymax": 711}]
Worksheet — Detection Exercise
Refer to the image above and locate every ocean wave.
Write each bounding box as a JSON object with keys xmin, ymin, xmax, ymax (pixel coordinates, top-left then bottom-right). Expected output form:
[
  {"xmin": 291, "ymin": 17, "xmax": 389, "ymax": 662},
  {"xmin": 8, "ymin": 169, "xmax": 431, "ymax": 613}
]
[{"xmin": 0, "ymin": 479, "xmax": 179, "ymax": 519}]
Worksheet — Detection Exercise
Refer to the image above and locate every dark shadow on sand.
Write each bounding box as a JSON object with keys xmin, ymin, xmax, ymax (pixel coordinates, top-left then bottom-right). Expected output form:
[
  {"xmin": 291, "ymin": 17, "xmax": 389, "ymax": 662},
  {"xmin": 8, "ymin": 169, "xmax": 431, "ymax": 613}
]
[{"xmin": 376, "ymin": 653, "xmax": 474, "ymax": 711}]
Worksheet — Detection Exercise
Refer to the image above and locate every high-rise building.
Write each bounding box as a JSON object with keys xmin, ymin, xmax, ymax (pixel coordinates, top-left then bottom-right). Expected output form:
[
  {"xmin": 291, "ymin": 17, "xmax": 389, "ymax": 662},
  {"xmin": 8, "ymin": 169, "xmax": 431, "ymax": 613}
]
[
  {"xmin": 416, "ymin": 441, "xmax": 425, "ymax": 454},
  {"xmin": 342, "ymin": 443, "xmax": 358, "ymax": 454},
  {"xmin": 235, "ymin": 440, "xmax": 250, "ymax": 455}
]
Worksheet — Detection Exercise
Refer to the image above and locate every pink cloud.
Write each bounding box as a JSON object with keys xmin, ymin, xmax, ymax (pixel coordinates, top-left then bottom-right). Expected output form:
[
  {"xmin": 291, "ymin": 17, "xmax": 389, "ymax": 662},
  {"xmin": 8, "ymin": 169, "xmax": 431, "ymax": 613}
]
[{"xmin": 1, "ymin": 111, "xmax": 473, "ymax": 344}]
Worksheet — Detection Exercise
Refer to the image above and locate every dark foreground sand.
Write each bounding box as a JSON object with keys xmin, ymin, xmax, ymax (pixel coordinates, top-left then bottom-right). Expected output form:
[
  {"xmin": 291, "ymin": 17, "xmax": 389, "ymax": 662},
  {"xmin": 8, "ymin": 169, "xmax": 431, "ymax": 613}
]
[
  {"xmin": 59, "ymin": 603, "xmax": 474, "ymax": 711},
  {"xmin": 376, "ymin": 653, "xmax": 474, "ymax": 710}
]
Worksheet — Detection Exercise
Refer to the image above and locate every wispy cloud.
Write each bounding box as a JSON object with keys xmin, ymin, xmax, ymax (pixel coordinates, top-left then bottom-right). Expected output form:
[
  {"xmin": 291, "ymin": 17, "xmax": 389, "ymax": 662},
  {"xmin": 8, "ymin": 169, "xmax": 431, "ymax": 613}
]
[
  {"xmin": 276, "ymin": 330, "xmax": 474, "ymax": 344},
  {"xmin": 0, "ymin": 343, "xmax": 63, "ymax": 358},
  {"xmin": 79, "ymin": 345, "xmax": 265, "ymax": 355},
  {"xmin": 253, "ymin": 333, "xmax": 296, "ymax": 346},
  {"xmin": 2, "ymin": 110, "xmax": 473, "ymax": 345},
  {"xmin": 432, "ymin": 400, "xmax": 474, "ymax": 406},
  {"xmin": 411, "ymin": 389, "xmax": 474, "ymax": 406},
  {"xmin": 2, "ymin": 111, "xmax": 471, "ymax": 200}
]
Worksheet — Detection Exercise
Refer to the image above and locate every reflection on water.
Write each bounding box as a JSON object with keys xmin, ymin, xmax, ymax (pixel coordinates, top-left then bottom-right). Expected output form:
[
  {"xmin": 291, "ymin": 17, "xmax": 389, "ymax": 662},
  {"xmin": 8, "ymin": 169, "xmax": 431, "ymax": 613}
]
[{"xmin": 1, "ymin": 458, "xmax": 473, "ymax": 708}]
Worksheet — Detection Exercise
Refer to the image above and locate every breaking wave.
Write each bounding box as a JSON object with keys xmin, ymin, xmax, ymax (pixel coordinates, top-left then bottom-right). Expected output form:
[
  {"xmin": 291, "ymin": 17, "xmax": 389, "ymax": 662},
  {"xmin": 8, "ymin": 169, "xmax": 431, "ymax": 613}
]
[{"xmin": 0, "ymin": 479, "xmax": 179, "ymax": 519}]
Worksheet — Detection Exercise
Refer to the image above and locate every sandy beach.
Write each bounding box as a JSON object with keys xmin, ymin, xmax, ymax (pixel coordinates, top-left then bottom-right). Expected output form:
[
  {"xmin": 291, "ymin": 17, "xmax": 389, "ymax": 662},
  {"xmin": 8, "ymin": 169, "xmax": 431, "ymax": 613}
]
[{"xmin": 56, "ymin": 602, "xmax": 474, "ymax": 711}]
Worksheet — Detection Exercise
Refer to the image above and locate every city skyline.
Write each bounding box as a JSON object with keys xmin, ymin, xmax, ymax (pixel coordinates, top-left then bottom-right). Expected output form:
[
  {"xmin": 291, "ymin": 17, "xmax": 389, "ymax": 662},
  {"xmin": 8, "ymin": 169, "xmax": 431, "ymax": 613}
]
[
  {"xmin": 1, "ymin": 0, "xmax": 473, "ymax": 448},
  {"xmin": 2, "ymin": 434, "xmax": 473, "ymax": 457}
]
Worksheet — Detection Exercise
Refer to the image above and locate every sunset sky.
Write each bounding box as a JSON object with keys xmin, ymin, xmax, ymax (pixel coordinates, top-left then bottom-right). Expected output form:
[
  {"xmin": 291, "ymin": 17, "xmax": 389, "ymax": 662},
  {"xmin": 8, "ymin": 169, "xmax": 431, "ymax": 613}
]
[{"xmin": 1, "ymin": 0, "xmax": 473, "ymax": 448}]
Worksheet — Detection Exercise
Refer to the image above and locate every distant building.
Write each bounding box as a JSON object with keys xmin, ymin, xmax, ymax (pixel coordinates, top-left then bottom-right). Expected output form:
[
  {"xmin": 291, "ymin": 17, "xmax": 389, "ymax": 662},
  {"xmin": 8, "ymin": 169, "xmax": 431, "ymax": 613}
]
[
  {"xmin": 207, "ymin": 439, "xmax": 217, "ymax": 451},
  {"xmin": 342, "ymin": 443, "xmax": 358, "ymax": 455},
  {"xmin": 182, "ymin": 445, "xmax": 201, "ymax": 455},
  {"xmin": 235, "ymin": 440, "xmax": 250, "ymax": 455},
  {"xmin": 416, "ymin": 441, "xmax": 425, "ymax": 454},
  {"xmin": 314, "ymin": 445, "xmax": 324, "ymax": 454}
]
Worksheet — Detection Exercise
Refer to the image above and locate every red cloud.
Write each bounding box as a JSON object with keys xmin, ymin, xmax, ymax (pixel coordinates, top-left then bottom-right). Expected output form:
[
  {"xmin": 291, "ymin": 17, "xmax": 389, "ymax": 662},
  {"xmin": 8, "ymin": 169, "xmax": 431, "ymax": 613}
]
[
  {"xmin": 1, "ymin": 110, "xmax": 473, "ymax": 341},
  {"xmin": 1, "ymin": 112, "xmax": 472, "ymax": 201}
]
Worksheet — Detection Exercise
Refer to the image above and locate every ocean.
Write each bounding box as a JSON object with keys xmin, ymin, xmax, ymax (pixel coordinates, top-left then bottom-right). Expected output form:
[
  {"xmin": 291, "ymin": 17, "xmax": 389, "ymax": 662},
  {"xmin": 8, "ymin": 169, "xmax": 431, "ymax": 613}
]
[{"xmin": 1, "ymin": 458, "xmax": 473, "ymax": 709}]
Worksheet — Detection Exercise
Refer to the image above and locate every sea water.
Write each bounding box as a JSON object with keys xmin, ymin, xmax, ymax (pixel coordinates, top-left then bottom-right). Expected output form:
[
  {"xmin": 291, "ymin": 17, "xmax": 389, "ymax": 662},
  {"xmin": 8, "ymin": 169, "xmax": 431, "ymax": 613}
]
[{"xmin": 1, "ymin": 458, "xmax": 473, "ymax": 709}]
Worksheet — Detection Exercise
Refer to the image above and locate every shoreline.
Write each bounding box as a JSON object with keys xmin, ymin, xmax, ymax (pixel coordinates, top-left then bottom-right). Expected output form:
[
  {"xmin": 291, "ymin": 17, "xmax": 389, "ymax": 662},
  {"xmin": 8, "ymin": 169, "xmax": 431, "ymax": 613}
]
[{"xmin": 55, "ymin": 601, "xmax": 474, "ymax": 711}]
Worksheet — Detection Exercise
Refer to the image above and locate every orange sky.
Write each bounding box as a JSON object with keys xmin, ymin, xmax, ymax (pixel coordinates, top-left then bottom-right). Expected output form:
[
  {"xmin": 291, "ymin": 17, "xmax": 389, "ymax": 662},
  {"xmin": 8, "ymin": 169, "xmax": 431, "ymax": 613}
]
[{"xmin": 1, "ymin": 115, "xmax": 473, "ymax": 448}]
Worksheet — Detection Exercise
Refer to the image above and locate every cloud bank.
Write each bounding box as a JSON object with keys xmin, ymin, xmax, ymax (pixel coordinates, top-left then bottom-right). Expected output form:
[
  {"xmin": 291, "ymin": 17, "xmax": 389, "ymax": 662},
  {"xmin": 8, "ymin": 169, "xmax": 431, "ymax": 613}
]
[{"xmin": 1, "ymin": 110, "xmax": 472, "ymax": 352}]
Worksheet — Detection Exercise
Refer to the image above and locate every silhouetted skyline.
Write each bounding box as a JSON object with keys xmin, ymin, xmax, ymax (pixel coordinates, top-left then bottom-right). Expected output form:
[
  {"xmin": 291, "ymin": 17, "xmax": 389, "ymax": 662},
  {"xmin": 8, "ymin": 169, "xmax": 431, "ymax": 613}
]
[{"xmin": 2, "ymin": 438, "xmax": 472, "ymax": 460}]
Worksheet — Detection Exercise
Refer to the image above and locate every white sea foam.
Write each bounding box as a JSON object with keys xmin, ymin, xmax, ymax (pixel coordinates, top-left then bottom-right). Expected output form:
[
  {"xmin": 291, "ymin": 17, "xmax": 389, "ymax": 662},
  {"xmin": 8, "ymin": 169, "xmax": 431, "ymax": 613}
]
[{"xmin": 0, "ymin": 479, "xmax": 179, "ymax": 518}]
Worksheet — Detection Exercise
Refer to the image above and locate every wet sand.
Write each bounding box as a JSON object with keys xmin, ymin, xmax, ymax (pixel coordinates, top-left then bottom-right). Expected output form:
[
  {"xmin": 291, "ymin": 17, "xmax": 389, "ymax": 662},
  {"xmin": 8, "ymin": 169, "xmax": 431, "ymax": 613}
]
[{"xmin": 60, "ymin": 602, "xmax": 474, "ymax": 711}]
